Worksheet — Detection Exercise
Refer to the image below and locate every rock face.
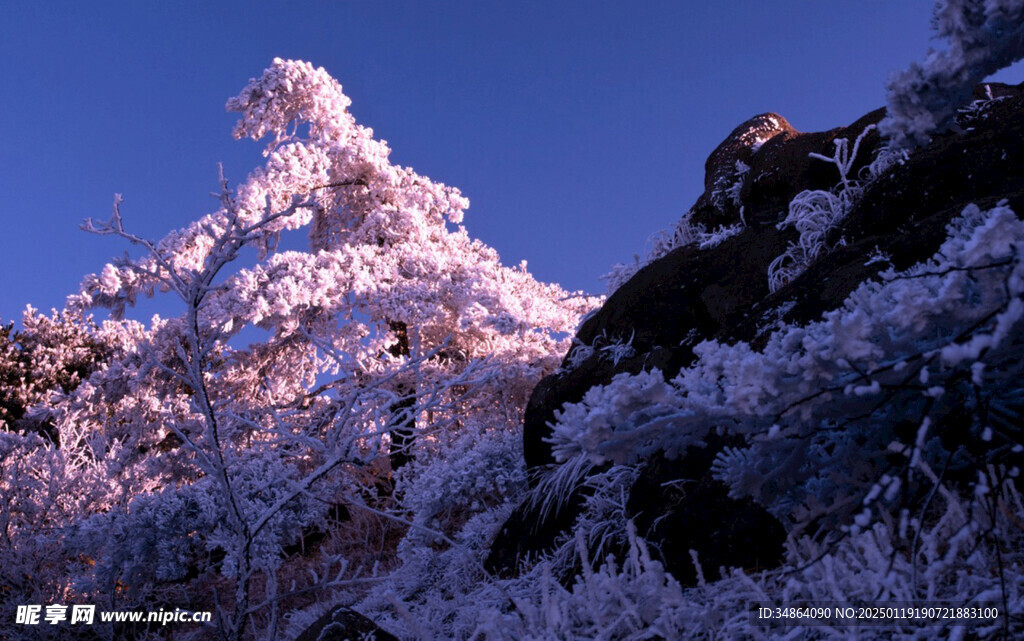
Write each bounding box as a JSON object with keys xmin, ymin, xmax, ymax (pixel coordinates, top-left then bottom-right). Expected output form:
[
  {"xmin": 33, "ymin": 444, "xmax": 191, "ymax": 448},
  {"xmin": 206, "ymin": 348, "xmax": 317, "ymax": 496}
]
[
  {"xmin": 294, "ymin": 606, "xmax": 399, "ymax": 641},
  {"xmin": 488, "ymin": 82, "xmax": 1024, "ymax": 583}
]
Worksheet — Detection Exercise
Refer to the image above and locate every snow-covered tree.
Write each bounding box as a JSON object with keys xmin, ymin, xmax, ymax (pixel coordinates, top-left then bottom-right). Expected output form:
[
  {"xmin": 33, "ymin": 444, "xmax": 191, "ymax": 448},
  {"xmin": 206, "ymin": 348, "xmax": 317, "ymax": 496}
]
[
  {"xmin": 0, "ymin": 308, "xmax": 109, "ymax": 437},
  {"xmin": 1, "ymin": 58, "xmax": 597, "ymax": 641}
]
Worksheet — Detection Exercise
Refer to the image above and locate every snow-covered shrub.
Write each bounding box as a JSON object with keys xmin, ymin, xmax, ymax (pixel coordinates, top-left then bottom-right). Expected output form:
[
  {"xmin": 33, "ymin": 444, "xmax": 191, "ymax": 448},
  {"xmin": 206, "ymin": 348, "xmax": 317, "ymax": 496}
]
[
  {"xmin": 601, "ymin": 258, "xmax": 645, "ymax": 295},
  {"xmin": 712, "ymin": 160, "xmax": 751, "ymax": 211},
  {"xmin": 599, "ymin": 330, "xmax": 637, "ymax": 366},
  {"xmin": 604, "ymin": 156, "xmax": 755, "ymax": 296},
  {"xmin": 562, "ymin": 338, "xmax": 596, "ymax": 373},
  {"xmin": 603, "ymin": 212, "xmax": 747, "ymax": 295},
  {"xmin": 882, "ymin": 0, "xmax": 1024, "ymax": 148},
  {"xmin": 396, "ymin": 426, "xmax": 528, "ymax": 537},
  {"xmin": 546, "ymin": 462, "xmax": 640, "ymax": 572},
  {"xmin": 767, "ymin": 125, "xmax": 877, "ymax": 292},
  {"xmin": 957, "ymin": 82, "xmax": 1013, "ymax": 130},
  {"xmin": 365, "ymin": 476, "xmax": 1023, "ymax": 640}
]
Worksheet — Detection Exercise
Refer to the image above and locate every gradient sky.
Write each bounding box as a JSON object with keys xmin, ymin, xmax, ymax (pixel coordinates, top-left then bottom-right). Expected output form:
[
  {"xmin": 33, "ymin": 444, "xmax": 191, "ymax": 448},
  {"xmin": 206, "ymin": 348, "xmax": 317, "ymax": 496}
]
[{"xmin": 2, "ymin": 1, "xmax": 1022, "ymax": 324}]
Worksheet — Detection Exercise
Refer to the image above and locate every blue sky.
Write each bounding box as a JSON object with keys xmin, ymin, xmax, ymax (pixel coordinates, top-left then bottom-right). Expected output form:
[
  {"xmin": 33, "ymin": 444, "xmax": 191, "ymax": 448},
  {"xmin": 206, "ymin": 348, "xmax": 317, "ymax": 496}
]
[{"xmin": 1, "ymin": 1, "xmax": 1021, "ymax": 324}]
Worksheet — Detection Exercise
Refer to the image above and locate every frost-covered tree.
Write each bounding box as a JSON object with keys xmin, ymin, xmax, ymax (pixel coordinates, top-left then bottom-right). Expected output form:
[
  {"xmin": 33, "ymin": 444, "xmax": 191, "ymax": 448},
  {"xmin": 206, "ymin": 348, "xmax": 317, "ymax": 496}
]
[
  {"xmin": 0, "ymin": 308, "xmax": 109, "ymax": 437},
  {"xmin": 0, "ymin": 308, "xmax": 114, "ymax": 630},
  {"xmin": 1, "ymin": 59, "xmax": 597, "ymax": 641}
]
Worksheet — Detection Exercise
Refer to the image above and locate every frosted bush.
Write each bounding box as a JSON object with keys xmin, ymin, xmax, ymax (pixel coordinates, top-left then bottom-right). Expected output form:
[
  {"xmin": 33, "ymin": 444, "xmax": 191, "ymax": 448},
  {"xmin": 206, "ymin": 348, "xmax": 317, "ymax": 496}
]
[
  {"xmin": 604, "ymin": 158, "xmax": 754, "ymax": 296},
  {"xmin": 364, "ymin": 481, "xmax": 1023, "ymax": 640},
  {"xmin": 767, "ymin": 125, "xmax": 877, "ymax": 292}
]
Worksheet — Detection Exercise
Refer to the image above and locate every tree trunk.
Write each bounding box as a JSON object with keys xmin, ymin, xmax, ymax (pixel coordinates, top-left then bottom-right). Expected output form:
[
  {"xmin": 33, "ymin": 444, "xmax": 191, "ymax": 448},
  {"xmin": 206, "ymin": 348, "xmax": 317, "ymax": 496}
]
[{"xmin": 387, "ymin": 320, "xmax": 416, "ymax": 471}]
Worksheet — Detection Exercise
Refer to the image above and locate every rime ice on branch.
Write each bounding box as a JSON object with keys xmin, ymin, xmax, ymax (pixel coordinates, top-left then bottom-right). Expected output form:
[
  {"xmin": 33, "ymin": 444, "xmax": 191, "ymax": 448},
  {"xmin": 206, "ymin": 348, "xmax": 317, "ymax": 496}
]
[{"xmin": 882, "ymin": 0, "xmax": 1024, "ymax": 147}]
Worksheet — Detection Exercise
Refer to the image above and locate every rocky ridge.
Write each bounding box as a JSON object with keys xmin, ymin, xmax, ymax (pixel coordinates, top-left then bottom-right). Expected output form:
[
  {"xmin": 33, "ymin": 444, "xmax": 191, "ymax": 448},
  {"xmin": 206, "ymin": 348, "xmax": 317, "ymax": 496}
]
[{"xmin": 486, "ymin": 81, "xmax": 1024, "ymax": 584}]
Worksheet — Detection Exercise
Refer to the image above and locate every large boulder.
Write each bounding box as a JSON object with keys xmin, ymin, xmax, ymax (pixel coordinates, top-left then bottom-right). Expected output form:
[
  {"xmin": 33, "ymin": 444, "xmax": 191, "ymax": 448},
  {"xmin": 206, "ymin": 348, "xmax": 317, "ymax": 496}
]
[
  {"xmin": 489, "ymin": 82, "xmax": 1024, "ymax": 583},
  {"xmin": 294, "ymin": 606, "xmax": 399, "ymax": 641}
]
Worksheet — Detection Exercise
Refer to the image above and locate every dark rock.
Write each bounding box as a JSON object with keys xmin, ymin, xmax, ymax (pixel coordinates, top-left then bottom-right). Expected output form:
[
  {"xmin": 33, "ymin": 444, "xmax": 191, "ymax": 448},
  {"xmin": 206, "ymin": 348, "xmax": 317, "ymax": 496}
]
[
  {"xmin": 624, "ymin": 431, "xmax": 786, "ymax": 585},
  {"xmin": 495, "ymin": 81, "xmax": 1024, "ymax": 583},
  {"xmin": 294, "ymin": 606, "xmax": 398, "ymax": 641},
  {"xmin": 691, "ymin": 113, "xmax": 795, "ymax": 229},
  {"xmin": 746, "ymin": 81, "xmax": 1024, "ymax": 340},
  {"xmin": 524, "ymin": 109, "xmax": 886, "ymax": 471},
  {"xmin": 484, "ymin": 479, "xmax": 587, "ymax": 578}
]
